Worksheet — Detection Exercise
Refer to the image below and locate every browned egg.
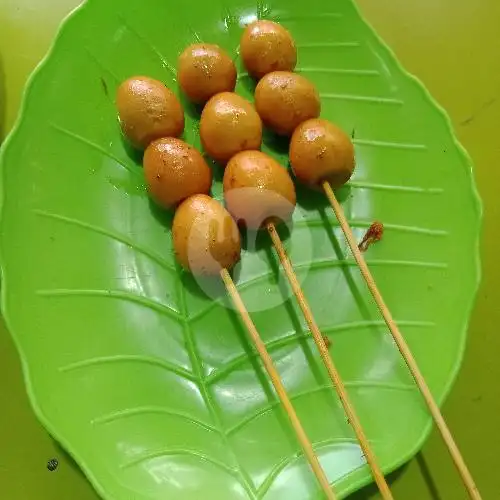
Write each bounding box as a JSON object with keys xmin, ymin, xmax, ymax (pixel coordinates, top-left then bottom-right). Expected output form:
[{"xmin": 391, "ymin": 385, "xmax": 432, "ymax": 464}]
[
  {"xmin": 178, "ymin": 44, "xmax": 237, "ymax": 104},
  {"xmin": 254, "ymin": 71, "xmax": 320, "ymax": 136},
  {"xmin": 289, "ymin": 119, "xmax": 355, "ymax": 189},
  {"xmin": 143, "ymin": 138, "xmax": 212, "ymax": 209},
  {"xmin": 116, "ymin": 76, "xmax": 184, "ymax": 149},
  {"xmin": 240, "ymin": 20, "xmax": 297, "ymax": 79},
  {"xmin": 199, "ymin": 92, "xmax": 262, "ymax": 163},
  {"xmin": 223, "ymin": 150, "xmax": 296, "ymax": 229},
  {"xmin": 173, "ymin": 194, "xmax": 241, "ymax": 275}
]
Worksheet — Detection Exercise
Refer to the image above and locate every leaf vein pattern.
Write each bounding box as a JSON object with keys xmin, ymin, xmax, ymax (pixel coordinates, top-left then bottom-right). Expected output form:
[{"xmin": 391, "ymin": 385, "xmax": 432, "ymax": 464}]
[
  {"xmin": 49, "ymin": 124, "xmax": 138, "ymax": 175},
  {"xmin": 257, "ymin": 438, "xmax": 365, "ymax": 497},
  {"xmin": 226, "ymin": 382, "xmax": 415, "ymax": 438},
  {"xmin": 58, "ymin": 354, "xmax": 196, "ymax": 382},
  {"xmin": 205, "ymin": 320, "xmax": 435, "ymax": 384},
  {"xmin": 34, "ymin": 209, "xmax": 176, "ymax": 274},
  {"xmin": 189, "ymin": 260, "xmax": 446, "ymax": 323},
  {"xmin": 37, "ymin": 288, "xmax": 181, "ymax": 321},
  {"xmin": 118, "ymin": 14, "xmax": 176, "ymax": 80},
  {"xmin": 178, "ymin": 273, "xmax": 258, "ymax": 497},
  {"xmin": 91, "ymin": 406, "xmax": 219, "ymax": 434},
  {"xmin": 120, "ymin": 449, "xmax": 240, "ymax": 477}
]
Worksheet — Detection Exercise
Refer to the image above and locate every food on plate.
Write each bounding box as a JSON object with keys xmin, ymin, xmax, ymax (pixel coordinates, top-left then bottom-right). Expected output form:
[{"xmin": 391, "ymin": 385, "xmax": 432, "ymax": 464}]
[
  {"xmin": 240, "ymin": 20, "xmax": 297, "ymax": 79},
  {"xmin": 290, "ymin": 119, "xmax": 355, "ymax": 189},
  {"xmin": 359, "ymin": 222, "xmax": 384, "ymax": 252},
  {"xmin": 200, "ymin": 92, "xmax": 262, "ymax": 163},
  {"xmin": 223, "ymin": 150, "xmax": 296, "ymax": 229},
  {"xmin": 116, "ymin": 76, "xmax": 184, "ymax": 149},
  {"xmin": 254, "ymin": 71, "xmax": 320, "ymax": 136},
  {"xmin": 173, "ymin": 194, "xmax": 241, "ymax": 275},
  {"xmin": 143, "ymin": 138, "xmax": 212, "ymax": 208},
  {"xmin": 178, "ymin": 44, "xmax": 237, "ymax": 104}
]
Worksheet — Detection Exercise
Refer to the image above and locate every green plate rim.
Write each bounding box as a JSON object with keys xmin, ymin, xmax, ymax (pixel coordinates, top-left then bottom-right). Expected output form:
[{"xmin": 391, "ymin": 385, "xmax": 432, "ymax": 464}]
[{"xmin": 0, "ymin": 1, "xmax": 483, "ymax": 498}]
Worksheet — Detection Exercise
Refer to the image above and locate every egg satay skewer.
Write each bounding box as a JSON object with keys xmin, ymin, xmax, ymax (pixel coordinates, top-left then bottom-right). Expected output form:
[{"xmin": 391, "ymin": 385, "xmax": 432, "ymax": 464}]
[
  {"xmin": 223, "ymin": 151, "xmax": 393, "ymax": 500},
  {"xmin": 178, "ymin": 44, "xmax": 237, "ymax": 104},
  {"xmin": 117, "ymin": 76, "xmax": 184, "ymax": 149},
  {"xmin": 144, "ymin": 137, "xmax": 212, "ymax": 208},
  {"xmin": 255, "ymin": 71, "xmax": 321, "ymax": 136},
  {"xmin": 199, "ymin": 92, "xmax": 263, "ymax": 164},
  {"xmin": 172, "ymin": 194, "xmax": 336, "ymax": 499},
  {"xmin": 240, "ymin": 20, "xmax": 297, "ymax": 80},
  {"xmin": 290, "ymin": 118, "xmax": 481, "ymax": 500},
  {"xmin": 220, "ymin": 269, "xmax": 335, "ymax": 500}
]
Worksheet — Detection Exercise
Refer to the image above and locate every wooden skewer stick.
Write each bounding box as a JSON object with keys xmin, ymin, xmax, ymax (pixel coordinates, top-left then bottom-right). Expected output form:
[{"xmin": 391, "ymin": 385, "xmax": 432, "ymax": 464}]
[
  {"xmin": 220, "ymin": 268, "xmax": 336, "ymax": 500},
  {"xmin": 322, "ymin": 180, "xmax": 481, "ymax": 500},
  {"xmin": 266, "ymin": 222, "xmax": 393, "ymax": 500}
]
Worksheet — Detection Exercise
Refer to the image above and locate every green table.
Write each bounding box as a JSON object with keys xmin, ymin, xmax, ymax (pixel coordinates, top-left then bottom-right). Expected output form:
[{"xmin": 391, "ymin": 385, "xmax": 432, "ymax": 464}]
[{"xmin": 0, "ymin": 1, "xmax": 498, "ymax": 498}]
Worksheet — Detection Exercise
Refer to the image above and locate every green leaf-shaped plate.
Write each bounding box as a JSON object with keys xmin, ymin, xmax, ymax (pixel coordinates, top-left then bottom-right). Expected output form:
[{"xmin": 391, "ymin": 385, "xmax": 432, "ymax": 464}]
[{"xmin": 0, "ymin": 0, "xmax": 481, "ymax": 498}]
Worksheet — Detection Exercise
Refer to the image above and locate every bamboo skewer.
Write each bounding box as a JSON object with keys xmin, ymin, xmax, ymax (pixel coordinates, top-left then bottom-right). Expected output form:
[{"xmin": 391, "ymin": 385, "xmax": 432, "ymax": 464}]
[
  {"xmin": 220, "ymin": 268, "xmax": 336, "ymax": 500},
  {"xmin": 322, "ymin": 181, "xmax": 481, "ymax": 500},
  {"xmin": 266, "ymin": 222, "xmax": 394, "ymax": 500}
]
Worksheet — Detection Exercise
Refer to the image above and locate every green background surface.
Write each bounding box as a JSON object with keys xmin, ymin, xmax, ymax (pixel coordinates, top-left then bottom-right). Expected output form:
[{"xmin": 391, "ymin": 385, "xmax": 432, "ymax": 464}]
[{"xmin": 0, "ymin": 0, "xmax": 498, "ymax": 498}]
